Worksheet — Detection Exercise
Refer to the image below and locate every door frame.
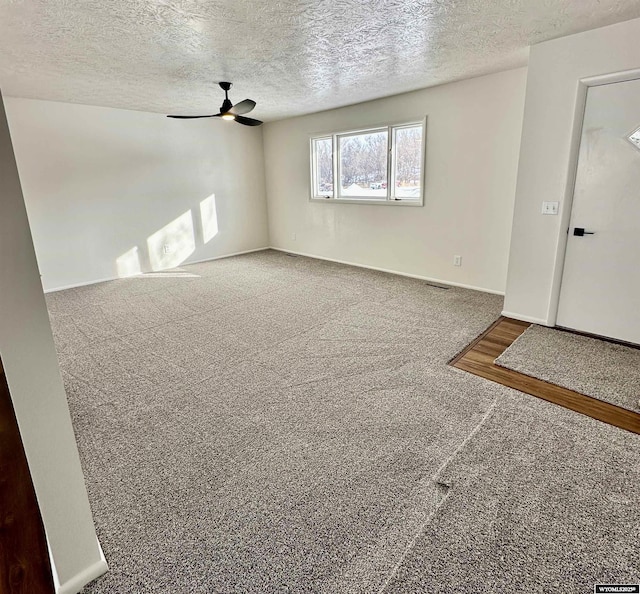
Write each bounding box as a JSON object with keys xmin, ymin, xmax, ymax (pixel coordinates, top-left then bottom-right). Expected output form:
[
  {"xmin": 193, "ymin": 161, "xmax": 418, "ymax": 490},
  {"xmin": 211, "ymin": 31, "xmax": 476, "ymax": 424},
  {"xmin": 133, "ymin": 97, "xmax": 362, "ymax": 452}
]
[{"xmin": 549, "ymin": 67, "xmax": 640, "ymax": 326}]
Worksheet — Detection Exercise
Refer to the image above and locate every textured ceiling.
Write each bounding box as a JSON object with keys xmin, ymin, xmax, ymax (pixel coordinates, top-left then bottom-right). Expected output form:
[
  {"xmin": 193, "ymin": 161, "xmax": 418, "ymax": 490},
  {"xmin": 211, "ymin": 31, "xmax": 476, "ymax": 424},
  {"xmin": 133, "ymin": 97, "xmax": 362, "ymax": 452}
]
[{"xmin": 1, "ymin": 0, "xmax": 640, "ymax": 121}]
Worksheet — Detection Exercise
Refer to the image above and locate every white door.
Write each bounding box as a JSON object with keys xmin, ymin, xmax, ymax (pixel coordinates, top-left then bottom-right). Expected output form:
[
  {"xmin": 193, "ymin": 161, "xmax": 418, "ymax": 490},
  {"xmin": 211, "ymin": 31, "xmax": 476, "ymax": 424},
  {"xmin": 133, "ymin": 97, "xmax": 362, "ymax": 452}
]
[{"xmin": 557, "ymin": 78, "xmax": 640, "ymax": 345}]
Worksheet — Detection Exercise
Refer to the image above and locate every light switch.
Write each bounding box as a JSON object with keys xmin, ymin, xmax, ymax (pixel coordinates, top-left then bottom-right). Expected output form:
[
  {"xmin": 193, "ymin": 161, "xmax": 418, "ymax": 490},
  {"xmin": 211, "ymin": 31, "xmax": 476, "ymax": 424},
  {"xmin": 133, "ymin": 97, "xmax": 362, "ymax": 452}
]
[{"xmin": 542, "ymin": 201, "xmax": 559, "ymax": 215}]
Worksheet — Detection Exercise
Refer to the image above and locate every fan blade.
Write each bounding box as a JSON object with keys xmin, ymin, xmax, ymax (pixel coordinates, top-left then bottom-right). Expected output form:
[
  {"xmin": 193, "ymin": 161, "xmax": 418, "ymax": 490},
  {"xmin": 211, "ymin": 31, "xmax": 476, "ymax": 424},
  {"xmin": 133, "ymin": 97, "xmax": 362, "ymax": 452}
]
[
  {"xmin": 229, "ymin": 99, "xmax": 256, "ymax": 116},
  {"xmin": 235, "ymin": 115, "xmax": 263, "ymax": 126},
  {"xmin": 167, "ymin": 114, "xmax": 220, "ymax": 119}
]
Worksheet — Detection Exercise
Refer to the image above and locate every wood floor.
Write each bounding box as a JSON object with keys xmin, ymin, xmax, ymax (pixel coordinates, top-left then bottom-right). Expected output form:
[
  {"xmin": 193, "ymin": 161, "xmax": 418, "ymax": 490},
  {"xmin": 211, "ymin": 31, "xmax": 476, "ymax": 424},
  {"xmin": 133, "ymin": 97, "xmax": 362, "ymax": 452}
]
[
  {"xmin": 450, "ymin": 317, "xmax": 640, "ymax": 435},
  {"xmin": 0, "ymin": 360, "xmax": 55, "ymax": 593}
]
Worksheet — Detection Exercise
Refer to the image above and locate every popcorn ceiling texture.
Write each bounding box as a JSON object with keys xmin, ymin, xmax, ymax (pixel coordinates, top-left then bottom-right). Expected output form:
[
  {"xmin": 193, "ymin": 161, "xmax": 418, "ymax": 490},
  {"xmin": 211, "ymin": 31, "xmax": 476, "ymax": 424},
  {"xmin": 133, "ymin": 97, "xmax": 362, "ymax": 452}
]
[{"xmin": 1, "ymin": 0, "xmax": 640, "ymax": 120}]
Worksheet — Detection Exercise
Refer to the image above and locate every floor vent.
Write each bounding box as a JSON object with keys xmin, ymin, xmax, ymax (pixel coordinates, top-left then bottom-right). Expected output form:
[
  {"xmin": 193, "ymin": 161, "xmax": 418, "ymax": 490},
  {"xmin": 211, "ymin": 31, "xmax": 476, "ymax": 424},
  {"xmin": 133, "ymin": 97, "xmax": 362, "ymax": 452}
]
[{"xmin": 425, "ymin": 282, "xmax": 449, "ymax": 290}]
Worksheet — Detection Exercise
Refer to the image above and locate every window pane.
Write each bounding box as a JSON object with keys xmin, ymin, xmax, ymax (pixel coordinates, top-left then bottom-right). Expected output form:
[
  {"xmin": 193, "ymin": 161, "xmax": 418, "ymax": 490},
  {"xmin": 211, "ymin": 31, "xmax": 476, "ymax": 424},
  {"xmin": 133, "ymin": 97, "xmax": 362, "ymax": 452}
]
[
  {"xmin": 339, "ymin": 130, "xmax": 388, "ymax": 198},
  {"xmin": 394, "ymin": 126, "xmax": 422, "ymax": 199},
  {"xmin": 313, "ymin": 138, "xmax": 333, "ymax": 196}
]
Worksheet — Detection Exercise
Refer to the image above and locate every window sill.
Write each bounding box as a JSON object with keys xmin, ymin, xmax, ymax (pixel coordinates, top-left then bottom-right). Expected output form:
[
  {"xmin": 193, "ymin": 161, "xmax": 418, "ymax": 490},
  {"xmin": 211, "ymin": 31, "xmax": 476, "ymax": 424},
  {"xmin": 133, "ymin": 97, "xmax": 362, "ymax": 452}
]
[{"xmin": 310, "ymin": 197, "xmax": 423, "ymax": 206}]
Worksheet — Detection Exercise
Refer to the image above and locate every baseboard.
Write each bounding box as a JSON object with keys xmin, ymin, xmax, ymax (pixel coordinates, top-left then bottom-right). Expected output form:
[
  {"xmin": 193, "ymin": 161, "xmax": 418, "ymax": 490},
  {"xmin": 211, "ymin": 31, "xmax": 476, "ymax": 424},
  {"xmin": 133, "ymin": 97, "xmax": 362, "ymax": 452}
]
[
  {"xmin": 44, "ymin": 246, "xmax": 505, "ymax": 297},
  {"xmin": 184, "ymin": 246, "xmax": 269, "ymax": 267},
  {"xmin": 43, "ymin": 247, "xmax": 270, "ymax": 294},
  {"xmin": 269, "ymin": 247, "xmax": 505, "ymax": 296},
  {"xmin": 501, "ymin": 310, "xmax": 550, "ymax": 326},
  {"xmin": 52, "ymin": 540, "xmax": 107, "ymax": 594},
  {"xmin": 44, "ymin": 274, "xmax": 121, "ymax": 294}
]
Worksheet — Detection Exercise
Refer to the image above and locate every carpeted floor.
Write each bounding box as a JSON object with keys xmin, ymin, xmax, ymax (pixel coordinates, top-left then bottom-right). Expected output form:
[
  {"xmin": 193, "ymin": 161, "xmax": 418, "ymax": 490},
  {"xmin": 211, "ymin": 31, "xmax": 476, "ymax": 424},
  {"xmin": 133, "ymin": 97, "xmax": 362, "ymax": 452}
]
[
  {"xmin": 382, "ymin": 392, "xmax": 640, "ymax": 593},
  {"xmin": 46, "ymin": 250, "xmax": 640, "ymax": 593},
  {"xmin": 495, "ymin": 324, "xmax": 640, "ymax": 412}
]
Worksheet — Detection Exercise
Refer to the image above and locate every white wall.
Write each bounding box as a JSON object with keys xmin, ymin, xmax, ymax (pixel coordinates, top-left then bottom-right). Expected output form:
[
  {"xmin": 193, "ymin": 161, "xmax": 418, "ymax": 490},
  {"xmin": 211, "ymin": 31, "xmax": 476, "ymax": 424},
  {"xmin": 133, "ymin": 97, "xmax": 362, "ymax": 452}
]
[
  {"xmin": 263, "ymin": 68, "xmax": 527, "ymax": 294},
  {"xmin": 503, "ymin": 17, "xmax": 640, "ymax": 324},
  {"xmin": 5, "ymin": 98, "xmax": 269, "ymax": 292},
  {"xmin": 0, "ymin": 90, "xmax": 106, "ymax": 591}
]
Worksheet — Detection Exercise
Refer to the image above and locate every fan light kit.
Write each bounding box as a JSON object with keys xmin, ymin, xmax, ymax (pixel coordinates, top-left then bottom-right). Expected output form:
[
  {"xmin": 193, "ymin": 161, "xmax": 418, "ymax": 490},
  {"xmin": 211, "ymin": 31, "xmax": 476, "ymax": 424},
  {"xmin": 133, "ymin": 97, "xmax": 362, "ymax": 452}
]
[{"xmin": 167, "ymin": 82, "xmax": 262, "ymax": 126}]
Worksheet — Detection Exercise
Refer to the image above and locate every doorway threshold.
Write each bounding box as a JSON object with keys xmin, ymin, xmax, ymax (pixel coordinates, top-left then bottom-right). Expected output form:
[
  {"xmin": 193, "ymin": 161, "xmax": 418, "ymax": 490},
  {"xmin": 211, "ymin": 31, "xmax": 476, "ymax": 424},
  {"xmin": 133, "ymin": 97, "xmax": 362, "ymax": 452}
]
[{"xmin": 450, "ymin": 317, "xmax": 640, "ymax": 435}]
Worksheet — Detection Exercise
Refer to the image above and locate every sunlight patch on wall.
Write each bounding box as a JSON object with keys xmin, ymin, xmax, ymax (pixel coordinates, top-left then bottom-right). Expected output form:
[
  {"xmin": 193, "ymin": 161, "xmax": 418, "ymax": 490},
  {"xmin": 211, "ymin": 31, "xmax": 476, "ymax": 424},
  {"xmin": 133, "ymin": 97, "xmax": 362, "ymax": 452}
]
[
  {"xmin": 200, "ymin": 194, "xmax": 219, "ymax": 244},
  {"xmin": 116, "ymin": 246, "xmax": 142, "ymax": 278},
  {"xmin": 147, "ymin": 210, "xmax": 196, "ymax": 271}
]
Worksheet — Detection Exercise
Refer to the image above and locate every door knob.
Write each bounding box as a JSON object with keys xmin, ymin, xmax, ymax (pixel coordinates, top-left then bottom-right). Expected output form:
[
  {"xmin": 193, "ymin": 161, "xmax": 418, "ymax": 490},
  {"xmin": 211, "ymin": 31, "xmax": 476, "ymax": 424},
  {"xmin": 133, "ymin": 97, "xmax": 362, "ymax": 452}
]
[{"xmin": 573, "ymin": 227, "xmax": 595, "ymax": 236}]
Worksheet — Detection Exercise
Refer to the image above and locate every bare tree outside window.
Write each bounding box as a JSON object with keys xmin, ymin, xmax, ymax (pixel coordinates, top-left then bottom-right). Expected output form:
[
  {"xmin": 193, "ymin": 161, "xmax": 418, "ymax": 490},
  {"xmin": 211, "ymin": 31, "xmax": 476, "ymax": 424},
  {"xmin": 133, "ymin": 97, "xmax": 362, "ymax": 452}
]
[
  {"xmin": 339, "ymin": 130, "xmax": 388, "ymax": 197},
  {"xmin": 313, "ymin": 137, "xmax": 333, "ymax": 196},
  {"xmin": 394, "ymin": 126, "xmax": 422, "ymax": 198},
  {"xmin": 310, "ymin": 121, "xmax": 425, "ymax": 204}
]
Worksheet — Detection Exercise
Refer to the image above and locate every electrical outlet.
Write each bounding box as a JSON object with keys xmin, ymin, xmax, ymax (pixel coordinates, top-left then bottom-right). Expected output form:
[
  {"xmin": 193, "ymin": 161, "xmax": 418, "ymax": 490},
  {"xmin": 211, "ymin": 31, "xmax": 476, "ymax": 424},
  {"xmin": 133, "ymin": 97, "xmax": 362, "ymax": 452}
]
[
  {"xmin": 541, "ymin": 201, "xmax": 559, "ymax": 215},
  {"xmin": 292, "ymin": 232, "xmax": 297, "ymax": 241},
  {"xmin": 162, "ymin": 244, "xmax": 172, "ymax": 254},
  {"xmin": 453, "ymin": 255, "xmax": 462, "ymax": 267}
]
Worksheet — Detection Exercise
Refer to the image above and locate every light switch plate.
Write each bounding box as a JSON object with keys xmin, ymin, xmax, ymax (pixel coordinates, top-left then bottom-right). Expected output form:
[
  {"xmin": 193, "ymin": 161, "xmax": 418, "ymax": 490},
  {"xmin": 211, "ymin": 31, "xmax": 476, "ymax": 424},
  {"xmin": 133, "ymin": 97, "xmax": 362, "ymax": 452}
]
[{"xmin": 541, "ymin": 201, "xmax": 559, "ymax": 215}]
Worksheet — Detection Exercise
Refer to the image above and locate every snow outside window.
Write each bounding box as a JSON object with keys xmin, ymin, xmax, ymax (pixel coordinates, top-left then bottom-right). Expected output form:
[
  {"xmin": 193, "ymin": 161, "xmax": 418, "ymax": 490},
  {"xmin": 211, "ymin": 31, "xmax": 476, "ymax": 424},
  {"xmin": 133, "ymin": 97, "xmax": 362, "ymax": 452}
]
[{"xmin": 310, "ymin": 120, "xmax": 425, "ymax": 205}]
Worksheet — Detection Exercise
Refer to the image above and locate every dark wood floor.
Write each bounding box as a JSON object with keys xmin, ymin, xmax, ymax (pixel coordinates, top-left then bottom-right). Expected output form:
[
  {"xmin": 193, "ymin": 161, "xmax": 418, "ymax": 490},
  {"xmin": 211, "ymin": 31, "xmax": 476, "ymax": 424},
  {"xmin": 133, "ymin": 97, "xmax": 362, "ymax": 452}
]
[
  {"xmin": 450, "ymin": 317, "xmax": 640, "ymax": 435},
  {"xmin": 0, "ymin": 360, "xmax": 55, "ymax": 593}
]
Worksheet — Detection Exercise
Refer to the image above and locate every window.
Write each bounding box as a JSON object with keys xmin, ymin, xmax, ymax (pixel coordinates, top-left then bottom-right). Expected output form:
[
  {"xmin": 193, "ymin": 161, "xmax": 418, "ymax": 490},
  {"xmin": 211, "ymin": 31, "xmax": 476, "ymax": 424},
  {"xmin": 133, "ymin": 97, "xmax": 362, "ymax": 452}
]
[
  {"xmin": 312, "ymin": 137, "xmax": 333, "ymax": 197},
  {"xmin": 310, "ymin": 120, "xmax": 425, "ymax": 205},
  {"xmin": 339, "ymin": 129, "xmax": 388, "ymax": 199}
]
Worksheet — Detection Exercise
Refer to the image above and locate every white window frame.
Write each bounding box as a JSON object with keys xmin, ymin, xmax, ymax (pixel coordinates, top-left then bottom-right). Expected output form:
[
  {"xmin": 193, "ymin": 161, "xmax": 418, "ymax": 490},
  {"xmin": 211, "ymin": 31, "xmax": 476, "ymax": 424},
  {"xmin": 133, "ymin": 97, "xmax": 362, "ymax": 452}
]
[{"xmin": 309, "ymin": 118, "xmax": 426, "ymax": 206}]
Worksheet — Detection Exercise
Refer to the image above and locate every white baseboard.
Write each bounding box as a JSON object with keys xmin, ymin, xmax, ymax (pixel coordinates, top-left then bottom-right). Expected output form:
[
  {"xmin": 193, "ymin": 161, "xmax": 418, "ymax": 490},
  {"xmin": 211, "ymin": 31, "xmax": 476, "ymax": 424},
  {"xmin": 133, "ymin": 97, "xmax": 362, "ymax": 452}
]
[
  {"xmin": 184, "ymin": 246, "xmax": 269, "ymax": 267},
  {"xmin": 51, "ymin": 539, "xmax": 107, "ymax": 594},
  {"xmin": 44, "ymin": 246, "xmax": 505, "ymax": 297},
  {"xmin": 501, "ymin": 310, "xmax": 550, "ymax": 326},
  {"xmin": 44, "ymin": 274, "xmax": 121, "ymax": 294},
  {"xmin": 269, "ymin": 247, "xmax": 505, "ymax": 296},
  {"xmin": 43, "ymin": 246, "xmax": 270, "ymax": 293}
]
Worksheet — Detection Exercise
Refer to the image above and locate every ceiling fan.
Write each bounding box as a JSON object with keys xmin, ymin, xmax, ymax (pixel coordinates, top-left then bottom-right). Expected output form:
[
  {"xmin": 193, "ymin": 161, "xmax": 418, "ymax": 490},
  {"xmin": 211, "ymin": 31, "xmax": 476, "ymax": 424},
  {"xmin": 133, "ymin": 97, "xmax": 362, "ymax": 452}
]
[{"xmin": 167, "ymin": 82, "xmax": 262, "ymax": 126}]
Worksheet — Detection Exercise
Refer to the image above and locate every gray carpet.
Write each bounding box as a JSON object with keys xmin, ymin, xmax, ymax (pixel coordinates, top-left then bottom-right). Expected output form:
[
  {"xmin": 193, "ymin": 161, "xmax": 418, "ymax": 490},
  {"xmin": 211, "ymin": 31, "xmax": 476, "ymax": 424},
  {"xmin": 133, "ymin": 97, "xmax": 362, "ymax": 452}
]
[
  {"xmin": 495, "ymin": 324, "xmax": 640, "ymax": 412},
  {"xmin": 45, "ymin": 250, "xmax": 640, "ymax": 592},
  {"xmin": 382, "ymin": 392, "xmax": 640, "ymax": 593}
]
